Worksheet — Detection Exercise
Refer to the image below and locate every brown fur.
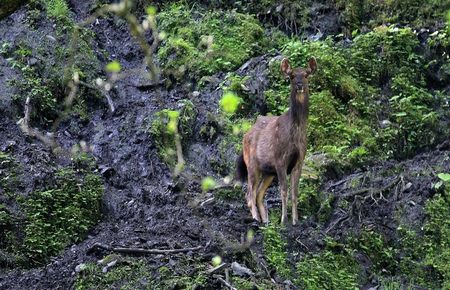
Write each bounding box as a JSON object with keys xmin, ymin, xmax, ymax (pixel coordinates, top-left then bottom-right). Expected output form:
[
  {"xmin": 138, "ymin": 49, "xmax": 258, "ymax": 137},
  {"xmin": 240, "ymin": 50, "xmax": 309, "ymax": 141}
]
[{"xmin": 238, "ymin": 57, "xmax": 317, "ymax": 225}]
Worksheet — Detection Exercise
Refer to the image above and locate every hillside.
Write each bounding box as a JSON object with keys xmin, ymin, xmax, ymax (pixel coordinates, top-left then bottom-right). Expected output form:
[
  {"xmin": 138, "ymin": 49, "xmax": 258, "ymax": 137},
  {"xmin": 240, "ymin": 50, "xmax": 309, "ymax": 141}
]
[{"xmin": 0, "ymin": 0, "xmax": 449, "ymax": 289}]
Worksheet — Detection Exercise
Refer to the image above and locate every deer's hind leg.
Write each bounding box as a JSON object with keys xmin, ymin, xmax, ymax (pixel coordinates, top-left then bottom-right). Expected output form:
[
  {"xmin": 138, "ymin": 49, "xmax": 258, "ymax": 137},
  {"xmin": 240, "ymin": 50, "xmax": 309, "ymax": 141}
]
[
  {"xmin": 256, "ymin": 175, "xmax": 274, "ymax": 224},
  {"xmin": 247, "ymin": 169, "xmax": 262, "ymax": 222}
]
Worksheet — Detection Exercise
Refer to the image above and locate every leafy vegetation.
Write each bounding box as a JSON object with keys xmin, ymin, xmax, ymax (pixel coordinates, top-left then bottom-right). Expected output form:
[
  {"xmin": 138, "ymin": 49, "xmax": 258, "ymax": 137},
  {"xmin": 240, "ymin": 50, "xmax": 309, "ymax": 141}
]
[
  {"xmin": 336, "ymin": 0, "xmax": 449, "ymax": 32},
  {"xmin": 0, "ymin": 153, "xmax": 103, "ymax": 267},
  {"xmin": 1, "ymin": 0, "xmax": 449, "ymax": 289},
  {"xmin": 75, "ymin": 256, "xmax": 153, "ymax": 290},
  {"xmin": 295, "ymin": 249, "xmax": 360, "ymax": 289},
  {"xmin": 157, "ymin": 2, "xmax": 266, "ymax": 81},
  {"xmin": 260, "ymin": 25, "xmax": 450, "ymax": 171}
]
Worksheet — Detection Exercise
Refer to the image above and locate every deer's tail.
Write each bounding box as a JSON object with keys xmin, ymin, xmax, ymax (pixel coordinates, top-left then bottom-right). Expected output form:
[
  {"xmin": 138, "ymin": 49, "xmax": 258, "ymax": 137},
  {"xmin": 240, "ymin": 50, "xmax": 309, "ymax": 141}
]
[{"xmin": 235, "ymin": 153, "xmax": 248, "ymax": 183}]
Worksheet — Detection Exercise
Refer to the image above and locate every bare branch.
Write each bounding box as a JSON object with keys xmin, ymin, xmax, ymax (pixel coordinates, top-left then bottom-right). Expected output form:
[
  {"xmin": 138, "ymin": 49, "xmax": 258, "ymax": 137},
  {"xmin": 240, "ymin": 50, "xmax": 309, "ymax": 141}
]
[{"xmin": 90, "ymin": 241, "xmax": 209, "ymax": 255}]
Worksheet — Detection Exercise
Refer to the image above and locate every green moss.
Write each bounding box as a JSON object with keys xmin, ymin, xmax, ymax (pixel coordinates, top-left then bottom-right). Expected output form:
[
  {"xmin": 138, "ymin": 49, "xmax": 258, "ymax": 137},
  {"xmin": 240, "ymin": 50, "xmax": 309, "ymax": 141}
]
[
  {"xmin": 21, "ymin": 154, "xmax": 103, "ymax": 266},
  {"xmin": 75, "ymin": 257, "xmax": 152, "ymax": 290},
  {"xmin": 261, "ymin": 213, "xmax": 291, "ymax": 278},
  {"xmin": 154, "ymin": 257, "xmax": 208, "ymax": 289},
  {"xmin": 215, "ymin": 187, "xmax": 242, "ymax": 200},
  {"xmin": 297, "ymin": 179, "xmax": 333, "ymax": 223},
  {"xmin": 295, "ymin": 249, "xmax": 360, "ymax": 290},
  {"xmin": 233, "ymin": 276, "xmax": 277, "ymax": 290}
]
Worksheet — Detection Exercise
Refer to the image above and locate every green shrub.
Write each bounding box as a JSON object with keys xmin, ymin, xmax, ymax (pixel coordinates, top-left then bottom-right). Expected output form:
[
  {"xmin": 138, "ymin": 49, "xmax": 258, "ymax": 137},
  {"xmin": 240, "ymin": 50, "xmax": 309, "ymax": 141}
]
[
  {"xmin": 157, "ymin": 2, "xmax": 265, "ymax": 80},
  {"xmin": 381, "ymin": 74, "xmax": 440, "ymax": 158},
  {"xmin": 282, "ymin": 39, "xmax": 363, "ymax": 101},
  {"xmin": 336, "ymin": 0, "xmax": 449, "ymax": 32},
  {"xmin": 348, "ymin": 230, "xmax": 397, "ymax": 273},
  {"xmin": 397, "ymin": 178, "xmax": 450, "ymax": 288},
  {"xmin": 45, "ymin": 0, "xmax": 69, "ymax": 20},
  {"xmin": 351, "ymin": 26, "xmax": 421, "ymax": 86}
]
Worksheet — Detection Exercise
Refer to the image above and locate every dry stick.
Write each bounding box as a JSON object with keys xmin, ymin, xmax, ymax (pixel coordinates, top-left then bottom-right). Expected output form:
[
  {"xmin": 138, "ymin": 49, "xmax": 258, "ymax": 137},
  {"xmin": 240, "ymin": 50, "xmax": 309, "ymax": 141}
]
[
  {"xmin": 213, "ymin": 274, "xmax": 237, "ymax": 290},
  {"xmin": 78, "ymin": 81, "xmax": 115, "ymax": 113},
  {"xmin": 91, "ymin": 241, "xmax": 208, "ymax": 255},
  {"xmin": 17, "ymin": 97, "xmax": 64, "ymax": 154}
]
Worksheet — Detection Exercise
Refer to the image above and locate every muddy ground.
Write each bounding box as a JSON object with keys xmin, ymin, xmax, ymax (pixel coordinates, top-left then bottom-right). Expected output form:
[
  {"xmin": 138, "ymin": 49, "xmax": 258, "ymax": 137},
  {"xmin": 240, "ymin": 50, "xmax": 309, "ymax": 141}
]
[{"xmin": 0, "ymin": 1, "xmax": 449, "ymax": 289}]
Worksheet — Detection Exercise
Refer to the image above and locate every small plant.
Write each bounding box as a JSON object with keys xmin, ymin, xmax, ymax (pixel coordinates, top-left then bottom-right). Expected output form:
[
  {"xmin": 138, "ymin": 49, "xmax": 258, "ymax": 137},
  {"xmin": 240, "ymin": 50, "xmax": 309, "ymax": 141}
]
[
  {"xmin": 45, "ymin": 0, "xmax": 70, "ymax": 20},
  {"xmin": 148, "ymin": 100, "xmax": 197, "ymax": 169}
]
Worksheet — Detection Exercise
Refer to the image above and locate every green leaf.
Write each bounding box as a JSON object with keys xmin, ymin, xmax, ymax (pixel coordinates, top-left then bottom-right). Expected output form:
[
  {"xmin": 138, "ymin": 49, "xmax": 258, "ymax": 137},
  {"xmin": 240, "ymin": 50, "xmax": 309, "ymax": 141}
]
[
  {"xmin": 437, "ymin": 173, "xmax": 450, "ymax": 182},
  {"xmin": 201, "ymin": 176, "xmax": 216, "ymax": 192},
  {"xmin": 105, "ymin": 61, "xmax": 121, "ymax": 73},
  {"xmin": 146, "ymin": 6, "xmax": 157, "ymax": 16},
  {"xmin": 220, "ymin": 92, "xmax": 240, "ymax": 114}
]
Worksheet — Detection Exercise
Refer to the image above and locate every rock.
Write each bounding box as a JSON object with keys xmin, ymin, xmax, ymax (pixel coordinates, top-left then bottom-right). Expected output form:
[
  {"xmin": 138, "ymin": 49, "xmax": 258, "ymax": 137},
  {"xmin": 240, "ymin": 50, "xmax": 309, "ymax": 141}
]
[
  {"xmin": 231, "ymin": 261, "xmax": 254, "ymax": 277},
  {"xmin": 102, "ymin": 260, "xmax": 117, "ymax": 273},
  {"xmin": 75, "ymin": 263, "xmax": 86, "ymax": 273},
  {"xmin": 380, "ymin": 119, "xmax": 392, "ymax": 128}
]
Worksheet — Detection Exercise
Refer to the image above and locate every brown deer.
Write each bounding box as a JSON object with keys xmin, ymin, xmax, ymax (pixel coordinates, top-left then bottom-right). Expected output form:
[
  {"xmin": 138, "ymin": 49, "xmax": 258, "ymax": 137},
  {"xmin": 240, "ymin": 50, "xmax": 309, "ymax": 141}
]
[{"xmin": 236, "ymin": 57, "xmax": 317, "ymax": 225}]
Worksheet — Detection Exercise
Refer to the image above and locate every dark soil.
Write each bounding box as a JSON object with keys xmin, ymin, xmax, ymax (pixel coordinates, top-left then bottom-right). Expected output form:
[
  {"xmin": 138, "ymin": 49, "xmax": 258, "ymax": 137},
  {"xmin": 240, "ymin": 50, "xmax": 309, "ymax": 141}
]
[{"xmin": 0, "ymin": 2, "xmax": 449, "ymax": 290}]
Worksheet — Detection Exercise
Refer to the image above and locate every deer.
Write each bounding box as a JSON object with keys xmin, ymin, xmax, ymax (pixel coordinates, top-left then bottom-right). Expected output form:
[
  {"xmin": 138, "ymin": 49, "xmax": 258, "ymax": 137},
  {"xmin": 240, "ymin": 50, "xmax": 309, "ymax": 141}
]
[{"xmin": 236, "ymin": 57, "xmax": 317, "ymax": 225}]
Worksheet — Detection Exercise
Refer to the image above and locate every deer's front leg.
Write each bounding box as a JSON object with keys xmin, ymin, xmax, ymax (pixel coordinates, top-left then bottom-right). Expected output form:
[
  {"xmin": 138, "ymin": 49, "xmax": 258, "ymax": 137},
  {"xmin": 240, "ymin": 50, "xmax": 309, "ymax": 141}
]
[
  {"xmin": 276, "ymin": 168, "xmax": 288, "ymax": 225},
  {"xmin": 290, "ymin": 163, "xmax": 303, "ymax": 225}
]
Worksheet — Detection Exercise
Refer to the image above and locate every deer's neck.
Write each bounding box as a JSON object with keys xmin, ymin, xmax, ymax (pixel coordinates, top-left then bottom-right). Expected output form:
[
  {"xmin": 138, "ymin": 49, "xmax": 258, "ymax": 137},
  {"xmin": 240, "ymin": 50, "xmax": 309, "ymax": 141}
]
[{"xmin": 289, "ymin": 86, "xmax": 309, "ymax": 137}]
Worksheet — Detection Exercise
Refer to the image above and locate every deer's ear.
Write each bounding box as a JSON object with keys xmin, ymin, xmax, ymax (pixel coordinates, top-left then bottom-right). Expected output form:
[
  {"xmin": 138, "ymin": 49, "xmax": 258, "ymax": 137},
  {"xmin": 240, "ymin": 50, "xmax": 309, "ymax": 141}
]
[
  {"xmin": 306, "ymin": 57, "xmax": 317, "ymax": 76},
  {"xmin": 280, "ymin": 58, "xmax": 292, "ymax": 76}
]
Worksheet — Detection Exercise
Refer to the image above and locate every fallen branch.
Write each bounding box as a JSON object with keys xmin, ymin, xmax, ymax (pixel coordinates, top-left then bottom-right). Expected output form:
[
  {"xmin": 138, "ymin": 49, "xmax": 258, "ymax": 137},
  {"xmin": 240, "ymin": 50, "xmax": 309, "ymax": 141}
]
[
  {"xmin": 213, "ymin": 274, "xmax": 237, "ymax": 290},
  {"xmin": 325, "ymin": 214, "xmax": 349, "ymax": 234},
  {"xmin": 90, "ymin": 241, "xmax": 209, "ymax": 255},
  {"xmin": 341, "ymin": 176, "xmax": 400, "ymax": 199}
]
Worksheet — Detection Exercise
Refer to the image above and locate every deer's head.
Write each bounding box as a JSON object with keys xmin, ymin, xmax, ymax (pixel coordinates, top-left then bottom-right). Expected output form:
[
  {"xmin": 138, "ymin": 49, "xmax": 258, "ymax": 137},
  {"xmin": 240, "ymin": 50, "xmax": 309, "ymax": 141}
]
[{"xmin": 281, "ymin": 57, "xmax": 317, "ymax": 95}]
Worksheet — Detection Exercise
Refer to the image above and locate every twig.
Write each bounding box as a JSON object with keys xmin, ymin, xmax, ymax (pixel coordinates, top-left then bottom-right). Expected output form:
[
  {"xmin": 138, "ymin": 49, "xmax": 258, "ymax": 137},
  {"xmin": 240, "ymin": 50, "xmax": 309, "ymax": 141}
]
[
  {"xmin": 213, "ymin": 274, "xmax": 237, "ymax": 290},
  {"xmin": 206, "ymin": 263, "xmax": 227, "ymax": 274},
  {"xmin": 295, "ymin": 237, "xmax": 310, "ymax": 251},
  {"xmin": 90, "ymin": 241, "xmax": 208, "ymax": 255},
  {"xmin": 79, "ymin": 81, "xmax": 115, "ymax": 113},
  {"xmin": 17, "ymin": 97, "xmax": 63, "ymax": 154},
  {"xmin": 325, "ymin": 214, "xmax": 349, "ymax": 233}
]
